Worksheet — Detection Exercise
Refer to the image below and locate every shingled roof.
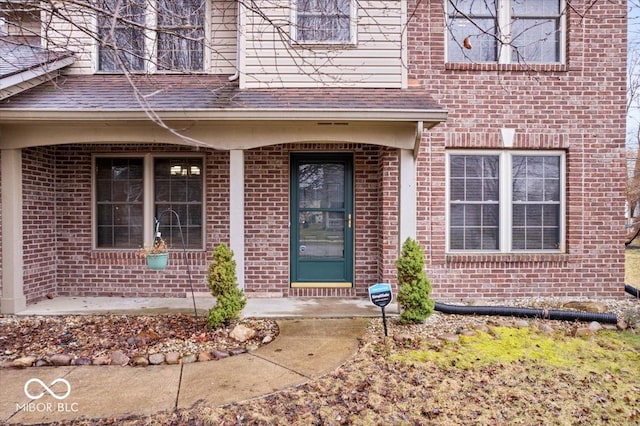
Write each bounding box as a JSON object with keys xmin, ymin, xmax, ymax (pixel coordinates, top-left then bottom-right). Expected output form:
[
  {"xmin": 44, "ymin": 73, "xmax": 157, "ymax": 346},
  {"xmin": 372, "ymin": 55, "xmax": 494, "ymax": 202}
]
[
  {"xmin": 0, "ymin": 74, "xmax": 446, "ymax": 123},
  {"xmin": 0, "ymin": 39, "xmax": 75, "ymax": 99}
]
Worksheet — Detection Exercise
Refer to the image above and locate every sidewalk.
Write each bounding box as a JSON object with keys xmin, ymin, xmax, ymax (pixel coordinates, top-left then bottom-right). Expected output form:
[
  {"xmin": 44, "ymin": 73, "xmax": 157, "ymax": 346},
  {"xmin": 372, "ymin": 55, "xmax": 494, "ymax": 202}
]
[{"xmin": 1, "ymin": 297, "xmax": 379, "ymax": 425}]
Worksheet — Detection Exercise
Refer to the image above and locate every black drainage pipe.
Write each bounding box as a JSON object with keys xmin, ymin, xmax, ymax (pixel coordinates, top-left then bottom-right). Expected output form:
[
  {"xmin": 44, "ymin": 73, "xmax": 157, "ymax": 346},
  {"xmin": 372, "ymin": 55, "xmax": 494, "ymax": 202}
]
[
  {"xmin": 625, "ymin": 284, "xmax": 640, "ymax": 298},
  {"xmin": 434, "ymin": 302, "xmax": 618, "ymax": 324}
]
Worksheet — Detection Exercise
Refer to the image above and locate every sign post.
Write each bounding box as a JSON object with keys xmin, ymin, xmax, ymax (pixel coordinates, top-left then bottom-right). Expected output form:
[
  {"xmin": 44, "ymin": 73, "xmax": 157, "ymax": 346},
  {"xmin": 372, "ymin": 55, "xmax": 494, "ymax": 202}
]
[{"xmin": 368, "ymin": 283, "xmax": 393, "ymax": 338}]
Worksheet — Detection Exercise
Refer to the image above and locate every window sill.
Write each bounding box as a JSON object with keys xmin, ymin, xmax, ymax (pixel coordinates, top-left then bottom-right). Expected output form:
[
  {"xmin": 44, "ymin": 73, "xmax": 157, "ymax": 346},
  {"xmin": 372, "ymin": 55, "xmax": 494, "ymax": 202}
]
[
  {"xmin": 446, "ymin": 252, "xmax": 570, "ymax": 265},
  {"xmin": 445, "ymin": 62, "xmax": 567, "ymax": 73}
]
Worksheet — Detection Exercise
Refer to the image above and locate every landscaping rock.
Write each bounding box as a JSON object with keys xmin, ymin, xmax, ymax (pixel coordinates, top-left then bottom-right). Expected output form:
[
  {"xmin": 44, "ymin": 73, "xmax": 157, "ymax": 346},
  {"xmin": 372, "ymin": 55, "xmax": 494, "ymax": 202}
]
[
  {"xmin": 198, "ymin": 351, "xmax": 213, "ymax": 362},
  {"xmin": 575, "ymin": 327, "xmax": 594, "ymax": 337},
  {"xmin": 35, "ymin": 359, "xmax": 50, "ymax": 367},
  {"xmin": 538, "ymin": 323, "xmax": 555, "ymax": 334},
  {"xmin": 74, "ymin": 357, "xmax": 92, "ymax": 366},
  {"xmin": 514, "ymin": 320, "xmax": 530, "ymax": 328},
  {"xmin": 440, "ymin": 334, "xmax": 459, "ymax": 343},
  {"xmin": 262, "ymin": 335, "xmax": 273, "ymax": 344},
  {"xmin": 588, "ymin": 321, "xmax": 602, "ymax": 332},
  {"xmin": 229, "ymin": 347, "xmax": 247, "ymax": 356},
  {"xmin": 182, "ymin": 354, "xmax": 197, "ymax": 363},
  {"xmin": 50, "ymin": 354, "xmax": 73, "ymax": 366},
  {"xmin": 110, "ymin": 350, "xmax": 130, "ymax": 366},
  {"xmin": 212, "ymin": 350, "xmax": 229, "ymax": 360},
  {"xmin": 132, "ymin": 356, "xmax": 150, "ymax": 367},
  {"xmin": 230, "ymin": 324, "xmax": 256, "ymax": 342},
  {"xmin": 12, "ymin": 356, "xmax": 36, "ymax": 368},
  {"xmin": 148, "ymin": 353, "xmax": 165, "ymax": 365},
  {"xmin": 92, "ymin": 355, "xmax": 110, "ymax": 365},
  {"xmin": 165, "ymin": 352, "xmax": 180, "ymax": 364}
]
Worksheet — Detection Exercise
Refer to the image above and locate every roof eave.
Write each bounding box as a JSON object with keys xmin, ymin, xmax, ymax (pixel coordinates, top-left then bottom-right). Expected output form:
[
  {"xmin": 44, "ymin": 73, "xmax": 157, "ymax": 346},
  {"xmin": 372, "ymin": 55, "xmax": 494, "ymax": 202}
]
[
  {"xmin": 0, "ymin": 108, "xmax": 448, "ymax": 123},
  {"xmin": 0, "ymin": 56, "xmax": 76, "ymax": 100}
]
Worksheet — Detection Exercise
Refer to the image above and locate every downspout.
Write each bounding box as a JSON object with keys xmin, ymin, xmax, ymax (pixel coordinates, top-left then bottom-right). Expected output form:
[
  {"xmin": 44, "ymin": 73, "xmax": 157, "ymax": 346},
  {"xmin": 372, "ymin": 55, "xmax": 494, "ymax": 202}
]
[
  {"xmin": 625, "ymin": 283, "xmax": 640, "ymax": 298},
  {"xmin": 433, "ymin": 302, "xmax": 619, "ymax": 324}
]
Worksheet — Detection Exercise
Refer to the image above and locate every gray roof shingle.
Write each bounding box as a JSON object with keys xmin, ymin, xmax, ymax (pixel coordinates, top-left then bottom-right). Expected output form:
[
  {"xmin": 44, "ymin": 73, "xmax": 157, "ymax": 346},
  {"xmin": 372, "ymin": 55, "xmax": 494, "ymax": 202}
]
[
  {"xmin": 0, "ymin": 74, "xmax": 443, "ymax": 114},
  {"xmin": 0, "ymin": 39, "xmax": 74, "ymax": 78}
]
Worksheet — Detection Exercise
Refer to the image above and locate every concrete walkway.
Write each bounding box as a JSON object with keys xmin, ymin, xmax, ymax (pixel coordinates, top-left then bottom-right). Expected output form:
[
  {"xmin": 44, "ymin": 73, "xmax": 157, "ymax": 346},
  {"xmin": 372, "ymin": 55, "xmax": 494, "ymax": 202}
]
[{"xmin": 1, "ymin": 297, "xmax": 381, "ymax": 425}]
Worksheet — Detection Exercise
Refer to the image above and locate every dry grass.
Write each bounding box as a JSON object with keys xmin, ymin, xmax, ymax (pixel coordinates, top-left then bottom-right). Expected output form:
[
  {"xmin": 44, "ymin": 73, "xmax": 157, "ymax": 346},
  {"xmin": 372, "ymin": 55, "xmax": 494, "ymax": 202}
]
[{"xmin": 626, "ymin": 248, "xmax": 640, "ymax": 287}]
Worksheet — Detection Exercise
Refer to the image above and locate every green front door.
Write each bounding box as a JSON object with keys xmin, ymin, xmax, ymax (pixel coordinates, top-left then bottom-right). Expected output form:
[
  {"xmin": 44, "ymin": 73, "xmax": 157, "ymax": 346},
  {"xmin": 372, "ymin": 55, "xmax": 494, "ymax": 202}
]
[{"xmin": 290, "ymin": 153, "xmax": 354, "ymax": 287}]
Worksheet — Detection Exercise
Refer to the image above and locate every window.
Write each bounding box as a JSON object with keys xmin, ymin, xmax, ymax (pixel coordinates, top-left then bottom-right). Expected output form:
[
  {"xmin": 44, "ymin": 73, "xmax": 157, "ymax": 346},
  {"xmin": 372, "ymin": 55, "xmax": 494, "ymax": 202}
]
[
  {"xmin": 97, "ymin": 0, "xmax": 205, "ymax": 72},
  {"xmin": 95, "ymin": 156, "xmax": 204, "ymax": 250},
  {"xmin": 447, "ymin": 151, "xmax": 564, "ymax": 252},
  {"xmin": 293, "ymin": 0, "xmax": 355, "ymax": 43},
  {"xmin": 446, "ymin": 0, "xmax": 564, "ymax": 64}
]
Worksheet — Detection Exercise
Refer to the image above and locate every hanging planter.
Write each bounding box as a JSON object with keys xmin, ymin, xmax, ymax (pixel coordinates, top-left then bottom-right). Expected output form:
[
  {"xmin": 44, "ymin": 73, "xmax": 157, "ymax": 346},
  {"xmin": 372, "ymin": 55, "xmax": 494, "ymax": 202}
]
[
  {"xmin": 138, "ymin": 238, "xmax": 169, "ymax": 271},
  {"xmin": 146, "ymin": 252, "xmax": 169, "ymax": 270}
]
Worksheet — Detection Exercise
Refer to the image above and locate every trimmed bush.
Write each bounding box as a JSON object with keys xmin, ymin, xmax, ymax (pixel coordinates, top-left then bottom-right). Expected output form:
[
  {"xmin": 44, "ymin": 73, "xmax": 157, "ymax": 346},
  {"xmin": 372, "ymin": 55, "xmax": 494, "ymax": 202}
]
[
  {"xmin": 396, "ymin": 238, "xmax": 434, "ymax": 323},
  {"xmin": 207, "ymin": 243, "xmax": 246, "ymax": 328}
]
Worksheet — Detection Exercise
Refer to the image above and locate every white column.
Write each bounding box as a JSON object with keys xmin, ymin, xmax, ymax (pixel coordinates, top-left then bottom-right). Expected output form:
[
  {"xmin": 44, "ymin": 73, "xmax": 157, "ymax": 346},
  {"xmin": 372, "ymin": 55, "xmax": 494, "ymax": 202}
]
[
  {"xmin": 1, "ymin": 149, "xmax": 26, "ymax": 313},
  {"xmin": 229, "ymin": 150, "xmax": 245, "ymax": 289},
  {"xmin": 399, "ymin": 149, "xmax": 417, "ymax": 245}
]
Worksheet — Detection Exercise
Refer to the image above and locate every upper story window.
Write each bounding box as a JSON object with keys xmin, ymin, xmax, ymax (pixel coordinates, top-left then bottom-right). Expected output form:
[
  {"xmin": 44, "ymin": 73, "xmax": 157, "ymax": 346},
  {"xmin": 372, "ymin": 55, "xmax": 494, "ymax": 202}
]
[
  {"xmin": 97, "ymin": 0, "xmax": 205, "ymax": 72},
  {"xmin": 95, "ymin": 155, "xmax": 204, "ymax": 250},
  {"xmin": 447, "ymin": 151, "xmax": 565, "ymax": 253},
  {"xmin": 293, "ymin": 0, "xmax": 356, "ymax": 44},
  {"xmin": 446, "ymin": 0, "xmax": 564, "ymax": 64}
]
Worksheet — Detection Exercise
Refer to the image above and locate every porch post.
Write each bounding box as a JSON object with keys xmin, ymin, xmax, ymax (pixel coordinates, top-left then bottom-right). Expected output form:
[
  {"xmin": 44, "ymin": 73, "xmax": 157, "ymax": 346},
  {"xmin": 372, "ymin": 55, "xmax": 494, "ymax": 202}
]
[
  {"xmin": 1, "ymin": 149, "xmax": 26, "ymax": 313},
  {"xmin": 229, "ymin": 150, "xmax": 245, "ymax": 290},
  {"xmin": 399, "ymin": 149, "xmax": 417, "ymax": 245}
]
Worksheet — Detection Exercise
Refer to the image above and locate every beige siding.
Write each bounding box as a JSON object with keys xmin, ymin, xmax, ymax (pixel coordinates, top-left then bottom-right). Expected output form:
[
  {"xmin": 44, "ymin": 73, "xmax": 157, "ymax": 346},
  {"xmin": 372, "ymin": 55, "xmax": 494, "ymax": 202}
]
[
  {"xmin": 243, "ymin": 0, "xmax": 404, "ymax": 88},
  {"xmin": 209, "ymin": 0, "xmax": 237, "ymax": 75},
  {"xmin": 40, "ymin": 1, "xmax": 237, "ymax": 75}
]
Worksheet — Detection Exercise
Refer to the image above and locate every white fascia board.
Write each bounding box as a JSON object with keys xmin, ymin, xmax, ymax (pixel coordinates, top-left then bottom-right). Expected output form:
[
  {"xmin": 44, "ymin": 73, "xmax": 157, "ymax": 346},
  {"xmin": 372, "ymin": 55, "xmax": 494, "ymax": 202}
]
[{"xmin": 0, "ymin": 108, "xmax": 448, "ymax": 123}]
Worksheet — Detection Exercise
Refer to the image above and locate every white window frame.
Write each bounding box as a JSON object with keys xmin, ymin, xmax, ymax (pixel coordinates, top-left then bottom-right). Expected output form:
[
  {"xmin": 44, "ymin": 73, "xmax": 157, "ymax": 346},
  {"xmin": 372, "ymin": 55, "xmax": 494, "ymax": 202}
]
[
  {"xmin": 92, "ymin": 153, "xmax": 206, "ymax": 250},
  {"xmin": 444, "ymin": 0, "xmax": 566, "ymax": 65},
  {"xmin": 94, "ymin": 0, "xmax": 211, "ymax": 73},
  {"xmin": 290, "ymin": 0, "xmax": 358, "ymax": 45},
  {"xmin": 446, "ymin": 150, "xmax": 566, "ymax": 253}
]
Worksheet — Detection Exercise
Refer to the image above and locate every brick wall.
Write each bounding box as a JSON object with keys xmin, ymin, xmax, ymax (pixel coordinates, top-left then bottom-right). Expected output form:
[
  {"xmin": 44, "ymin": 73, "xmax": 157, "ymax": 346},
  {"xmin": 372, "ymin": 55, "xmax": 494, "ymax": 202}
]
[
  {"xmin": 23, "ymin": 147, "xmax": 58, "ymax": 302},
  {"xmin": 52, "ymin": 144, "xmax": 227, "ymax": 298},
  {"xmin": 244, "ymin": 144, "xmax": 383, "ymax": 298},
  {"xmin": 408, "ymin": 0, "xmax": 627, "ymax": 299}
]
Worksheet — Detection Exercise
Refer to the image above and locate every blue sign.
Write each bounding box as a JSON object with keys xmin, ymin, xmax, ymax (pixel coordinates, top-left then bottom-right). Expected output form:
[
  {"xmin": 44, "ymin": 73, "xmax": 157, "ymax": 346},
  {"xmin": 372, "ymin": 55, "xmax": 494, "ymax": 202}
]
[{"xmin": 369, "ymin": 283, "xmax": 393, "ymax": 308}]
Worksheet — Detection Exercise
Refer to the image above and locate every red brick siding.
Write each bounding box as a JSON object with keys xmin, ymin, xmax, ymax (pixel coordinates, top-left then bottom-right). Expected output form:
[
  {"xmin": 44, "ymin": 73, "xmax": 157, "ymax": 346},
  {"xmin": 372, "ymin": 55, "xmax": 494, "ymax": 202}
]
[
  {"xmin": 409, "ymin": 0, "xmax": 627, "ymax": 299},
  {"xmin": 244, "ymin": 144, "xmax": 383, "ymax": 298},
  {"xmin": 22, "ymin": 147, "xmax": 57, "ymax": 302},
  {"xmin": 53, "ymin": 144, "xmax": 228, "ymax": 298}
]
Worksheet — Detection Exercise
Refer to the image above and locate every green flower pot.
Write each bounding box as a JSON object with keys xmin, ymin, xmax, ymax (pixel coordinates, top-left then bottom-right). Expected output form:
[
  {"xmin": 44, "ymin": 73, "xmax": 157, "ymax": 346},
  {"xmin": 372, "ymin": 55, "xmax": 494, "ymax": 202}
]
[{"xmin": 146, "ymin": 253, "xmax": 168, "ymax": 270}]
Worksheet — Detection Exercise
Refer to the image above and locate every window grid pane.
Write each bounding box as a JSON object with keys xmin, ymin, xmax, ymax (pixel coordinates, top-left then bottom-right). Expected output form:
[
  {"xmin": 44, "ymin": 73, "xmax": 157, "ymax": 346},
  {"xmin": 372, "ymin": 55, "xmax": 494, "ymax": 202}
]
[
  {"xmin": 449, "ymin": 155, "xmax": 500, "ymax": 250},
  {"xmin": 511, "ymin": 155, "xmax": 561, "ymax": 250},
  {"xmin": 446, "ymin": 0, "xmax": 563, "ymax": 64},
  {"xmin": 157, "ymin": 0, "xmax": 205, "ymax": 71},
  {"xmin": 154, "ymin": 158, "xmax": 204, "ymax": 249},
  {"xmin": 296, "ymin": 0, "xmax": 351, "ymax": 42},
  {"xmin": 95, "ymin": 158, "xmax": 144, "ymax": 248},
  {"xmin": 97, "ymin": 0, "xmax": 146, "ymax": 71}
]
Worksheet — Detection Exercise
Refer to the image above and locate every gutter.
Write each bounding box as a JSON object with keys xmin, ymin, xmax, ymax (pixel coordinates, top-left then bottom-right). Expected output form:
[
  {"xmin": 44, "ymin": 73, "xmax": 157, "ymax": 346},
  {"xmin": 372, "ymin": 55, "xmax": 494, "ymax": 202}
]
[{"xmin": 0, "ymin": 108, "xmax": 449, "ymax": 123}]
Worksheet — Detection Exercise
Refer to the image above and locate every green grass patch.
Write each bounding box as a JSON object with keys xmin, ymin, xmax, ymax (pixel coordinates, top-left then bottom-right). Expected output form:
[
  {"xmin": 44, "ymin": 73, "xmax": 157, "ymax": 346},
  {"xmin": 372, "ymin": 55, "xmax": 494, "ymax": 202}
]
[
  {"xmin": 627, "ymin": 248, "xmax": 640, "ymax": 287},
  {"xmin": 396, "ymin": 327, "xmax": 640, "ymax": 375}
]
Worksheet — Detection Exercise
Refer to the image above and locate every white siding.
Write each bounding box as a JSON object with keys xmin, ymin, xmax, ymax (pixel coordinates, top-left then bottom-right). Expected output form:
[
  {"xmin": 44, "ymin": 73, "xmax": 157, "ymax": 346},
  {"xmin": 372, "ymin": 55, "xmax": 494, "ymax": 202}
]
[
  {"xmin": 243, "ymin": 0, "xmax": 404, "ymax": 88},
  {"xmin": 209, "ymin": 0, "xmax": 237, "ymax": 75}
]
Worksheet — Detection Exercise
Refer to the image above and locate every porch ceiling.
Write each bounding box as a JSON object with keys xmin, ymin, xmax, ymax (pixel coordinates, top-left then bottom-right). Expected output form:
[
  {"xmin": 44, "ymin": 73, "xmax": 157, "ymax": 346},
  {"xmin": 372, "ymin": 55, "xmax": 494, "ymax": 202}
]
[{"xmin": 0, "ymin": 74, "xmax": 447, "ymax": 151}]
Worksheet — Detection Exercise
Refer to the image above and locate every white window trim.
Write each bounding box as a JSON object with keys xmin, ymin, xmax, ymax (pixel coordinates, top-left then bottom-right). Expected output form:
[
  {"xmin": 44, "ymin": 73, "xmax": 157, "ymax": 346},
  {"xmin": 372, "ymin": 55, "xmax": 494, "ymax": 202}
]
[
  {"xmin": 445, "ymin": 150, "xmax": 566, "ymax": 254},
  {"xmin": 290, "ymin": 0, "xmax": 358, "ymax": 46},
  {"xmin": 91, "ymin": 153, "xmax": 206, "ymax": 250},
  {"xmin": 444, "ymin": 0, "xmax": 566, "ymax": 65}
]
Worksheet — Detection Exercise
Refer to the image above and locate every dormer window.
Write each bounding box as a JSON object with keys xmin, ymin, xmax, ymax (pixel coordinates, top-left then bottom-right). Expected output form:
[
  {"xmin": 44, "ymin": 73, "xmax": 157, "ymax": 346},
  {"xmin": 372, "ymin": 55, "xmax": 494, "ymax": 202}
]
[
  {"xmin": 293, "ymin": 0, "xmax": 356, "ymax": 44},
  {"xmin": 97, "ymin": 0, "xmax": 205, "ymax": 72}
]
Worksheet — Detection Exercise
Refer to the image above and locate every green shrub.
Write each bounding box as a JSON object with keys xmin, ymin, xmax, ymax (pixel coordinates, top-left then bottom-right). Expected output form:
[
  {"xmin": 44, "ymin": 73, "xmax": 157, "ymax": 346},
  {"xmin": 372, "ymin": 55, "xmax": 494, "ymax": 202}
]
[
  {"xmin": 396, "ymin": 238, "xmax": 434, "ymax": 323},
  {"xmin": 207, "ymin": 243, "xmax": 246, "ymax": 328}
]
